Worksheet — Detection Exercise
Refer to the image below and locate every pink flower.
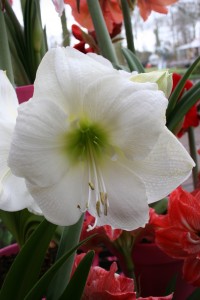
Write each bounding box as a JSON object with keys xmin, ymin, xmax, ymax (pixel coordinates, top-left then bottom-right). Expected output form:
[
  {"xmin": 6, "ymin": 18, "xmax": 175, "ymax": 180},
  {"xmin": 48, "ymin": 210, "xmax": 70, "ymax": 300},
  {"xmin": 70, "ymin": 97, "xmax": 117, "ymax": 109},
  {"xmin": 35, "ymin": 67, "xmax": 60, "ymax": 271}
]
[
  {"xmin": 64, "ymin": 0, "xmax": 123, "ymax": 34},
  {"xmin": 150, "ymin": 187, "xmax": 200, "ymax": 286},
  {"xmin": 137, "ymin": 0, "xmax": 177, "ymax": 21},
  {"xmin": 80, "ymin": 212, "xmax": 122, "ymax": 253},
  {"xmin": 73, "ymin": 253, "xmax": 136, "ymax": 300},
  {"xmin": 73, "ymin": 253, "xmax": 173, "ymax": 299}
]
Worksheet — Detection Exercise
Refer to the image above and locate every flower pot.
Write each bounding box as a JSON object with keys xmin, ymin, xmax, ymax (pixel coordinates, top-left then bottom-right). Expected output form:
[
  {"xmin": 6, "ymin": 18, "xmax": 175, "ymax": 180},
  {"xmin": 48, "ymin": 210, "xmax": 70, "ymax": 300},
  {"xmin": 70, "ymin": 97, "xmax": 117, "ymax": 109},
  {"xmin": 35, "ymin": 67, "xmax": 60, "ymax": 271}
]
[
  {"xmin": 16, "ymin": 85, "xmax": 34, "ymax": 104},
  {"xmin": 132, "ymin": 243, "xmax": 196, "ymax": 299},
  {"xmin": 0, "ymin": 243, "xmax": 19, "ymax": 288},
  {"xmin": 0, "ymin": 243, "xmax": 19, "ymax": 257}
]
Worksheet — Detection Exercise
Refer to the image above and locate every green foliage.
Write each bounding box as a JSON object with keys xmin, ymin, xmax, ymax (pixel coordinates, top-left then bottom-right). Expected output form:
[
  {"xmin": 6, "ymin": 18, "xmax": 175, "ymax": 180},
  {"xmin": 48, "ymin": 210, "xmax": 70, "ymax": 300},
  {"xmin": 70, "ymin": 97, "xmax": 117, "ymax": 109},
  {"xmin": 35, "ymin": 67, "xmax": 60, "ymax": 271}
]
[
  {"xmin": 0, "ymin": 209, "xmax": 43, "ymax": 247},
  {"xmin": 4, "ymin": 0, "xmax": 48, "ymax": 85},
  {"xmin": 122, "ymin": 48, "xmax": 145, "ymax": 73},
  {"xmin": 59, "ymin": 251, "xmax": 94, "ymax": 300},
  {"xmin": 0, "ymin": 219, "xmax": 57, "ymax": 300}
]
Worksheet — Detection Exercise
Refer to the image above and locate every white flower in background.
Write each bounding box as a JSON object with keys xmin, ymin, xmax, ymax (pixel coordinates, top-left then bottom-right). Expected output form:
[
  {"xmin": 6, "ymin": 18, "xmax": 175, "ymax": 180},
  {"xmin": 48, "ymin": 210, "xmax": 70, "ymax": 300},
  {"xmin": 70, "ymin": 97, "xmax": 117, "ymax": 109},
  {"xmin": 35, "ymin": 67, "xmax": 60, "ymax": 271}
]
[
  {"xmin": 8, "ymin": 47, "xmax": 194, "ymax": 230},
  {"xmin": 0, "ymin": 71, "xmax": 42, "ymax": 214},
  {"xmin": 130, "ymin": 70, "xmax": 173, "ymax": 98},
  {"xmin": 52, "ymin": 0, "xmax": 64, "ymax": 16}
]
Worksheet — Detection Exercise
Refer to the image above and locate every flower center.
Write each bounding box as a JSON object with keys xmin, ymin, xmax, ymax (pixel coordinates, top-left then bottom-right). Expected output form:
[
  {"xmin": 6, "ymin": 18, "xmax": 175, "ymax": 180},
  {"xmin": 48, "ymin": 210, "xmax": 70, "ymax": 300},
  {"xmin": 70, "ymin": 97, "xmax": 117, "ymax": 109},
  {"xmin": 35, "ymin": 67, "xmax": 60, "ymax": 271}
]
[
  {"xmin": 64, "ymin": 118, "xmax": 110, "ymax": 223},
  {"xmin": 65, "ymin": 118, "xmax": 110, "ymax": 161}
]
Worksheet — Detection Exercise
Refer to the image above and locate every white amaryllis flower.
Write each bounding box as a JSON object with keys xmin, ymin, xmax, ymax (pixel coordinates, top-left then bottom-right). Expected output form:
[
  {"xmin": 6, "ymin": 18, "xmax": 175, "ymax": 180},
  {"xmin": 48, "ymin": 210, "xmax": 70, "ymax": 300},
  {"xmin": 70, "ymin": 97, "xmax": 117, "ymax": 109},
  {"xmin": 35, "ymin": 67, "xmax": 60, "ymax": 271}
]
[
  {"xmin": 8, "ymin": 47, "xmax": 194, "ymax": 230},
  {"xmin": 0, "ymin": 71, "xmax": 42, "ymax": 214}
]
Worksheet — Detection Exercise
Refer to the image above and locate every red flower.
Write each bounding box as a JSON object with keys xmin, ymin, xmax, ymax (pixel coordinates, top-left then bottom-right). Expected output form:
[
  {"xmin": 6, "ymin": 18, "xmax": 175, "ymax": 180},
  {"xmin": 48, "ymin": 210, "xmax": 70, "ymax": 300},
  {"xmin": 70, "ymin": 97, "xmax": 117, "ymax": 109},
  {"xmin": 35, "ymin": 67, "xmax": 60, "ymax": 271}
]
[
  {"xmin": 72, "ymin": 24, "xmax": 97, "ymax": 54},
  {"xmin": 137, "ymin": 0, "xmax": 177, "ymax": 21},
  {"xmin": 138, "ymin": 296, "xmax": 173, "ymax": 300},
  {"xmin": 150, "ymin": 187, "xmax": 200, "ymax": 286},
  {"xmin": 80, "ymin": 212, "xmax": 122, "ymax": 253},
  {"xmin": 73, "ymin": 253, "xmax": 136, "ymax": 300},
  {"xmin": 65, "ymin": 0, "xmax": 123, "ymax": 35},
  {"xmin": 171, "ymin": 73, "xmax": 199, "ymax": 137}
]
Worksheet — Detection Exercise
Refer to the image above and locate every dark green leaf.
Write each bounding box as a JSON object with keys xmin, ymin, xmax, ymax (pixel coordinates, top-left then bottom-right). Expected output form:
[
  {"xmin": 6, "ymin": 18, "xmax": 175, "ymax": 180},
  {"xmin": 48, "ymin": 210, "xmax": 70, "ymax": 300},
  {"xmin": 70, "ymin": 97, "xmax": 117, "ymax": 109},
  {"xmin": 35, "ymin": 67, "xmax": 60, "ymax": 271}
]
[
  {"xmin": 165, "ymin": 274, "xmax": 178, "ymax": 296},
  {"xmin": 24, "ymin": 235, "xmax": 96, "ymax": 300},
  {"xmin": 187, "ymin": 288, "xmax": 200, "ymax": 300},
  {"xmin": 47, "ymin": 215, "xmax": 84, "ymax": 299},
  {"xmin": 166, "ymin": 56, "xmax": 200, "ymax": 118},
  {"xmin": 122, "ymin": 48, "xmax": 145, "ymax": 73},
  {"xmin": 0, "ymin": 219, "xmax": 56, "ymax": 300},
  {"xmin": 59, "ymin": 251, "xmax": 94, "ymax": 300},
  {"xmin": 167, "ymin": 86, "xmax": 200, "ymax": 132},
  {"xmin": 0, "ymin": 209, "xmax": 43, "ymax": 246}
]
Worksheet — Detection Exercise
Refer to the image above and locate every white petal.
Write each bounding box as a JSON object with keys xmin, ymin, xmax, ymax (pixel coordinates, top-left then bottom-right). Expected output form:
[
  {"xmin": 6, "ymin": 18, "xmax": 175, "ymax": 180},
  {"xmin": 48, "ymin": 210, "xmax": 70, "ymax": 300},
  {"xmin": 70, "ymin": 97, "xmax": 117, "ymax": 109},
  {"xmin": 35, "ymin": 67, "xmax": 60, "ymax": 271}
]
[
  {"xmin": 0, "ymin": 121, "xmax": 13, "ymax": 179},
  {"xmin": 133, "ymin": 127, "xmax": 195, "ymax": 203},
  {"xmin": 26, "ymin": 162, "xmax": 87, "ymax": 226},
  {"xmin": 81, "ymin": 75, "xmax": 168, "ymax": 159},
  {"xmin": 87, "ymin": 52, "xmax": 114, "ymax": 68},
  {"xmin": 0, "ymin": 70, "xmax": 18, "ymax": 122},
  {"xmin": 33, "ymin": 47, "xmax": 116, "ymax": 115},
  {"xmin": 88, "ymin": 157, "xmax": 149, "ymax": 230},
  {"xmin": 8, "ymin": 99, "xmax": 70, "ymax": 187},
  {"xmin": 0, "ymin": 170, "xmax": 42, "ymax": 214}
]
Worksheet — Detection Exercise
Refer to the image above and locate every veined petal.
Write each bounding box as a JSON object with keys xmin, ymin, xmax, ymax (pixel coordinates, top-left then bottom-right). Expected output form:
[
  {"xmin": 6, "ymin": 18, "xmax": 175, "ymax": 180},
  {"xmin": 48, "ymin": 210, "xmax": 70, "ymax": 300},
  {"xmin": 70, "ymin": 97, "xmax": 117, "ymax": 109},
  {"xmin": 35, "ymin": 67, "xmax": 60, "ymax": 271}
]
[
  {"xmin": 133, "ymin": 127, "xmax": 194, "ymax": 203},
  {"xmin": 33, "ymin": 47, "xmax": 117, "ymax": 114},
  {"xmin": 82, "ymin": 75, "xmax": 168, "ymax": 160},
  {"xmin": 0, "ymin": 71, "xmax": 18, "ymax": 121},
  {"xmin": 26, "ymin": 162, "xmax": 87, "ymax": 226},
  {"xmin": 0, "ymin": 170, "xmax": 42, "ymax": 214},
  {"xmin": 88, "ymin": 157, "xmax": 149, "ymax": 230},
  {"xmin": 0, "ymin": 71, "xmax": 40, "ymax": 214},
  {"xmin": 0, "ymin": 121, "xmax": 13, "ymax": 179},
  {"xmin": 8, "ymin": 99, "xmax": 70, "ymax": 187}
]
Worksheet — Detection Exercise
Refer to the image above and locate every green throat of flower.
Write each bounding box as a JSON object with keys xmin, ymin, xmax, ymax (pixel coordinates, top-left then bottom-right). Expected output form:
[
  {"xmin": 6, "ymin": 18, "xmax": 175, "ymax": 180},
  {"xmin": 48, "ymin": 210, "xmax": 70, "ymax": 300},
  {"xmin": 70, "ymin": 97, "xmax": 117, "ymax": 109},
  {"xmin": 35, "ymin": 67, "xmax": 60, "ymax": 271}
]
[{"xmin": 64, "ymin": 118, "xmax": 110, "ymax": 223}]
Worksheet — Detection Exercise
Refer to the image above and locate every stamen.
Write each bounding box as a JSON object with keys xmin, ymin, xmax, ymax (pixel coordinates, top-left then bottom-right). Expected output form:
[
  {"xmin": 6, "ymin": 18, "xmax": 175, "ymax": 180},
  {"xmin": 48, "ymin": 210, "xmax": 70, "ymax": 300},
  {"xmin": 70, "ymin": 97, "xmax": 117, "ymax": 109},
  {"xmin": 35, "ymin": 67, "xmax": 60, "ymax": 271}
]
[
  {"xmin": 89, "ymin": 181, "xmax": 95, "ymax": 190},
  {"xmin": 96, "ymin": 200, "xmax": 101, "ymax": 217},
  {"xmin": 87, "ymin": 217, "xmax": 97, "ymax": 231}
]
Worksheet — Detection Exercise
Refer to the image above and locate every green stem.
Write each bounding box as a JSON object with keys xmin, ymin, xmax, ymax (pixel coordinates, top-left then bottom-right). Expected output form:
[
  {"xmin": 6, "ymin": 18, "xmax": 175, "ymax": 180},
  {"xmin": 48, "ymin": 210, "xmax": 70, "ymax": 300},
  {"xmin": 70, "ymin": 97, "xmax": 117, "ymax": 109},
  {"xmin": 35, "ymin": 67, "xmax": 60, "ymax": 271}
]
[
  {"xmin": 86, "ymin": 0, "xmax": 119, "ymax": 66},
  {"xmin": 121, "ymin": 0, "xmax": 135, "ymax": 54},
  {"xmin": 46, "ymin": 214, "xmax": 84, "ymax": 300},
  {"xmin": 60, "ymin": 9, "xmax": 70, "ymax": 47},
  {"xmin": 0, "ymin": 4, "xmax": 14, "ymax": 85},
  {"xmin": 188, "ymin": 127, "xmax": 199, "ymax": 189}
]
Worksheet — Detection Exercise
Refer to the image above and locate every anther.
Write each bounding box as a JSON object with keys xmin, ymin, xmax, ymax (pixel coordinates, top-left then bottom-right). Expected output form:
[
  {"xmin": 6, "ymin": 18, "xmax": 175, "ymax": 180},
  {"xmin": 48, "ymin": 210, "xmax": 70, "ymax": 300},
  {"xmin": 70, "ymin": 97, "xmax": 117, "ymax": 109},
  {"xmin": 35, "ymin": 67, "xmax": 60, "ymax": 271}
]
[{"xmin": 89, "ymin": 181, "xmax": 95, "ymax": 190}]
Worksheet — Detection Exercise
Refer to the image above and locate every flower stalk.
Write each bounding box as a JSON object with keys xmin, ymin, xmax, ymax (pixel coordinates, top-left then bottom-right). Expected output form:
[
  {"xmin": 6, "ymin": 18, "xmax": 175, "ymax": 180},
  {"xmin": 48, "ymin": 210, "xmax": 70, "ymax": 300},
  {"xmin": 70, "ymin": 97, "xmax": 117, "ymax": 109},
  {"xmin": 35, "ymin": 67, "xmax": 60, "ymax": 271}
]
[
  {"xmin": 86, "ymin": 0, "xmax": 119, "ymax": 66},
  {"xmin": 188, "ymin": 127, "xmax": 199, "ymax": 189},
  {"xmin": 121, "ymin": 0, "xmax": 135, "ymax": 54}
]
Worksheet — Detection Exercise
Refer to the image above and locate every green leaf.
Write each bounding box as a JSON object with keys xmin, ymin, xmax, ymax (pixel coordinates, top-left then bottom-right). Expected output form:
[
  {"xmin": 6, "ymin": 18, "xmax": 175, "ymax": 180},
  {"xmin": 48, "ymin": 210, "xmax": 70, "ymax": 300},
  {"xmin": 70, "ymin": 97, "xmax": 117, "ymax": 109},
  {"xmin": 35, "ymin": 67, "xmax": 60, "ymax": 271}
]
[
  {"xmin": 59, "ymin": 251, "xmax": 94, "ymax": 300},
  {"xmin": 0, "ymin": 5, "xmax": 14, "ymax": 84},
  {"xmin": 167, "ymin": 85, "xmax": 200, "ymax": 132},
  {"xmin": 0, "ymin": 209, "xmax": 43, "ymax": 246},
  {"xmin": 166, "ymin": 55, "xmax": 200, "ymax": 118},
  {"xmin": 165, "ymin": 274, "xmax": 178, "ymax": 296},
  {"xmin": 187, "ymin": 288, "xmax": 200, "ymax": 300},
  {"xmin": 122, "ymin": 48, "xmax": 145, "ymax": 73},
  {"xmin": 46, "ymin": 214, "xmax": 84, "ymax": 299},
  {"xmin": 121, "ymin": 0, "xmax": 135, "ymax": 54},
  {"xmin": 0, "ymin": 219, "xmax": 57, "ymax": 300},
  {"xmin": 24, "ymin": 236, "xmax": 96, "ymax": 300}
]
